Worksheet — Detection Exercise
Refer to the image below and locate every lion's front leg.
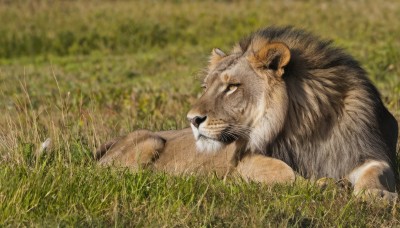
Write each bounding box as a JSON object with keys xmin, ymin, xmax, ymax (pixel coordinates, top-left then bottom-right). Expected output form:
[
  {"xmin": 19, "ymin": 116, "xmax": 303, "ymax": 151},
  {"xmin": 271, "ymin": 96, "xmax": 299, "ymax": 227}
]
[
  {"xmin": 96, "ymin": 130, "xmax": 166, "ymax": 168},
  {"xmin": 347, "ymin": 160, "xmax": 398, "ymax": 201},
  {"xmin": 236, "ymin": 154, "xmax": 295, "ymax": 185}
]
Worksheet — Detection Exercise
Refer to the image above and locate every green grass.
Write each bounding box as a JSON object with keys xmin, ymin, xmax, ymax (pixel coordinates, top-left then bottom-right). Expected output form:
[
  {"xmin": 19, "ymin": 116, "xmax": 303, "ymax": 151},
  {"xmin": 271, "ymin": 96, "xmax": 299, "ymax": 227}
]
[{"xmin": 0, "ymin": 0, "xmax": 400, "ymax": 226}]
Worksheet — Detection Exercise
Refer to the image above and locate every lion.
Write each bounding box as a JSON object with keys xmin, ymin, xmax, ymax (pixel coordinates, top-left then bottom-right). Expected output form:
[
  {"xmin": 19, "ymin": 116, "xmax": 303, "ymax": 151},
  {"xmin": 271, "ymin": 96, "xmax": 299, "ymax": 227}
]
[{"xmin": 97, "ymin": 26, "xmax": 398, "ymax": 201}]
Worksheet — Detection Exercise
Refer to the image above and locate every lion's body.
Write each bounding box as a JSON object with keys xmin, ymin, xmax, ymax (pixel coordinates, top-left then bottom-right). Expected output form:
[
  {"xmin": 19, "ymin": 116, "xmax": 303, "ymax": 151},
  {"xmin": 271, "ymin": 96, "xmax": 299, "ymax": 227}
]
[
  {"xmin": 98, "ymin": 27, "xmax": 398, "ymax": 200},
  {"xmin": 155, "ymin": 129, "xmax": 235, "ymax": 176},
  {"xmin": 98, "ymin": 128, "xmax": 295, "ymax": 185}
]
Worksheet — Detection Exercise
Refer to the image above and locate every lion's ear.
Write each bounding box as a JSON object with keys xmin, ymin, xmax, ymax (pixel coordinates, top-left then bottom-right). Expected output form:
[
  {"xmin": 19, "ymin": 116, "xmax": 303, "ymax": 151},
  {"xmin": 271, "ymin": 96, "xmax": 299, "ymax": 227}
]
[
  {"xmin": 209, "ymin": 48, "xmax": 226, "ymax": 70},
  {"xmin": 249, "ymin": 42, "xmax": 291, "ymax": 77}
]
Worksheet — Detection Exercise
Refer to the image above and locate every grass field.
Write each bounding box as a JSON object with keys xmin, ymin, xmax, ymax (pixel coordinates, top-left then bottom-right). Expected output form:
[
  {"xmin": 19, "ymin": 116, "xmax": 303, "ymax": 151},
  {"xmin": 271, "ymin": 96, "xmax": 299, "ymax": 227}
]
[{"xmin": 1, "ymin": 0, "xmax": 400, "ymax": 226}]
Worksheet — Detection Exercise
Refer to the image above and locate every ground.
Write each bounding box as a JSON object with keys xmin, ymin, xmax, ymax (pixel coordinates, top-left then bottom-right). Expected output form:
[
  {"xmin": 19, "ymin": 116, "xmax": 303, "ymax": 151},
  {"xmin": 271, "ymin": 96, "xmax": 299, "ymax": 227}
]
[{"xmin": 0, "ymin": 0, "xmax": 399, "ymax": 226}]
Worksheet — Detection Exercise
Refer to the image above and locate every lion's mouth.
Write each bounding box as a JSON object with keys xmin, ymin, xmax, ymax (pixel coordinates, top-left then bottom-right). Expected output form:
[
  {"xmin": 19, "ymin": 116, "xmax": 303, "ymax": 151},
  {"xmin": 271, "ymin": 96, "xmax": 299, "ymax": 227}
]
[
  {"xmin": 192, "ymin": 127, "xmax": 241, "ymax": 153},
  {"xmin": 198, "ymin": 134, "xmax": 218, "ymax": 141},
  {"xmin": 191, "ymin": 123, "xmax": 243, "ymax": 148},
  {"xmin": 198, "ymin": 131, "xmax": 238, "ymax": 144}
]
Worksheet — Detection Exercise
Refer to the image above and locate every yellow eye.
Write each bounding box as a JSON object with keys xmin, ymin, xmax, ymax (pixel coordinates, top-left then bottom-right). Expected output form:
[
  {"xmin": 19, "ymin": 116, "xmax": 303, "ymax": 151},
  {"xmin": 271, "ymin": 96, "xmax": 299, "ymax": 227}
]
[
  {"xmin": 226, "ymin": 84, "xmax": 239, "ymax": 94},
  {"xmin": 201, "ymin": 84, "xmax": 207, "ymax": 90},
  {"xmin": 228, "ymin": 85, "xmax": 237, "ymax": 91}
]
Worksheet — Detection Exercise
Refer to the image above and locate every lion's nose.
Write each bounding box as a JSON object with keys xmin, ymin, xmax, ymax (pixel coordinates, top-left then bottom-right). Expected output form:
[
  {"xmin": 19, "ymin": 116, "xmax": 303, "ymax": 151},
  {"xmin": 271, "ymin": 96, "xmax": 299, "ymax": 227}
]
[{"xmin": 189, "ymin": 116, "xmax": 207, "ymax": 128}]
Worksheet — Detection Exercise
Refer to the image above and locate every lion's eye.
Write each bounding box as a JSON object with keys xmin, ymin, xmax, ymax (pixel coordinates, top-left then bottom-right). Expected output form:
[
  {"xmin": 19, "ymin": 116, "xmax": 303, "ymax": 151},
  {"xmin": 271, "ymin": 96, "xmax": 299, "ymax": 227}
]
[
  {"xmin": 201, "ymin": 84, "xmax": 207, "ymax": 90},
  {"xmin": 226, "ymin": 84, "xmax": 239, "ymax": 95}
]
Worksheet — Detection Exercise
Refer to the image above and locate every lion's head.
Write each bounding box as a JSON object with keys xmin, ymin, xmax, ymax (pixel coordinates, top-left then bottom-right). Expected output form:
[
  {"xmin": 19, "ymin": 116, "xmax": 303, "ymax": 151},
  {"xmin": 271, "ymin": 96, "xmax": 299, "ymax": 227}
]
[
  {"xmin": 187, "ymin": 26, "xmax": 398, "ymax": 182},
  {"xmin": 187, "ymin": 37, "xmax": 291, "ymax": 153}
]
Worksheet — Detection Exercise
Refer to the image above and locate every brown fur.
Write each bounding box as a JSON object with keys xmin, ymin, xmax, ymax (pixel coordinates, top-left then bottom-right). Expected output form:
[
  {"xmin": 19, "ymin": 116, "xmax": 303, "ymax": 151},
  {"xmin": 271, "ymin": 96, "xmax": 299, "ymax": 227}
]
[
  {"xmin": 187, "ymin": 26, "xmax": 398, "ymax": 200},
  {"xmin": 98, "ymin": 26, "xmax": 398, "ymax": 200},
  {"xmin": 97, "ymin": 128, "xmax": 295, "ymax": 185}
]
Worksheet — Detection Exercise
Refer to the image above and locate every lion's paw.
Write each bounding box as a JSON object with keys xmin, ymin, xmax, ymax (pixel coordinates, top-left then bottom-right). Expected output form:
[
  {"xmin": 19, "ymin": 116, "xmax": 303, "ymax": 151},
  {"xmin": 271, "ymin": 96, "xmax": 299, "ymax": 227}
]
[{"xmin": 97, "ymin": 130, "xmax": 166, "ymax": 167}]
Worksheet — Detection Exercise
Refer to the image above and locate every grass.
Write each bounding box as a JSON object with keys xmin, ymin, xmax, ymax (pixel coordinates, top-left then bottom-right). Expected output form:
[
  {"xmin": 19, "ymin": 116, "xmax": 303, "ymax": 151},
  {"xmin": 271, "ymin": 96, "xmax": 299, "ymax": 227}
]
[{"xmin": 0, "ymin": 0, "xmax": 399, "ymax": 226}]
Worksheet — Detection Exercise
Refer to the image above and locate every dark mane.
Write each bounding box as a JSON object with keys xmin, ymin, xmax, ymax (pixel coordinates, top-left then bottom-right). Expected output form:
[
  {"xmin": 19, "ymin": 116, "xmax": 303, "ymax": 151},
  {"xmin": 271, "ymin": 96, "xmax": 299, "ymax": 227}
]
[{"xmin": 239, "ymin": 27, "xmax": 398, "ymax": 180}]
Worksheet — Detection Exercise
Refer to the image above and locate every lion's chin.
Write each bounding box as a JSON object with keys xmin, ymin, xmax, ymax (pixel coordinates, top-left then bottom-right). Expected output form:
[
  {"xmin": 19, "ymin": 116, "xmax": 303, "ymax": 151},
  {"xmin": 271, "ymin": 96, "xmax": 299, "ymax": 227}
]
[{"xmin": 195, "ymin": 137, "xmax": 226, "ymax": 153}]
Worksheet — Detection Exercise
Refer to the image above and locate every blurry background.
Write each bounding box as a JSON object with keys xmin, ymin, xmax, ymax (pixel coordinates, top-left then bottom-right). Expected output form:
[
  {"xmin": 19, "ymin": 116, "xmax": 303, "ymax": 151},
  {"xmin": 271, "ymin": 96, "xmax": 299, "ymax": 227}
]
[{"xmin": 0, "ymin": 0, "xmax": 399, "ymax": 226}]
